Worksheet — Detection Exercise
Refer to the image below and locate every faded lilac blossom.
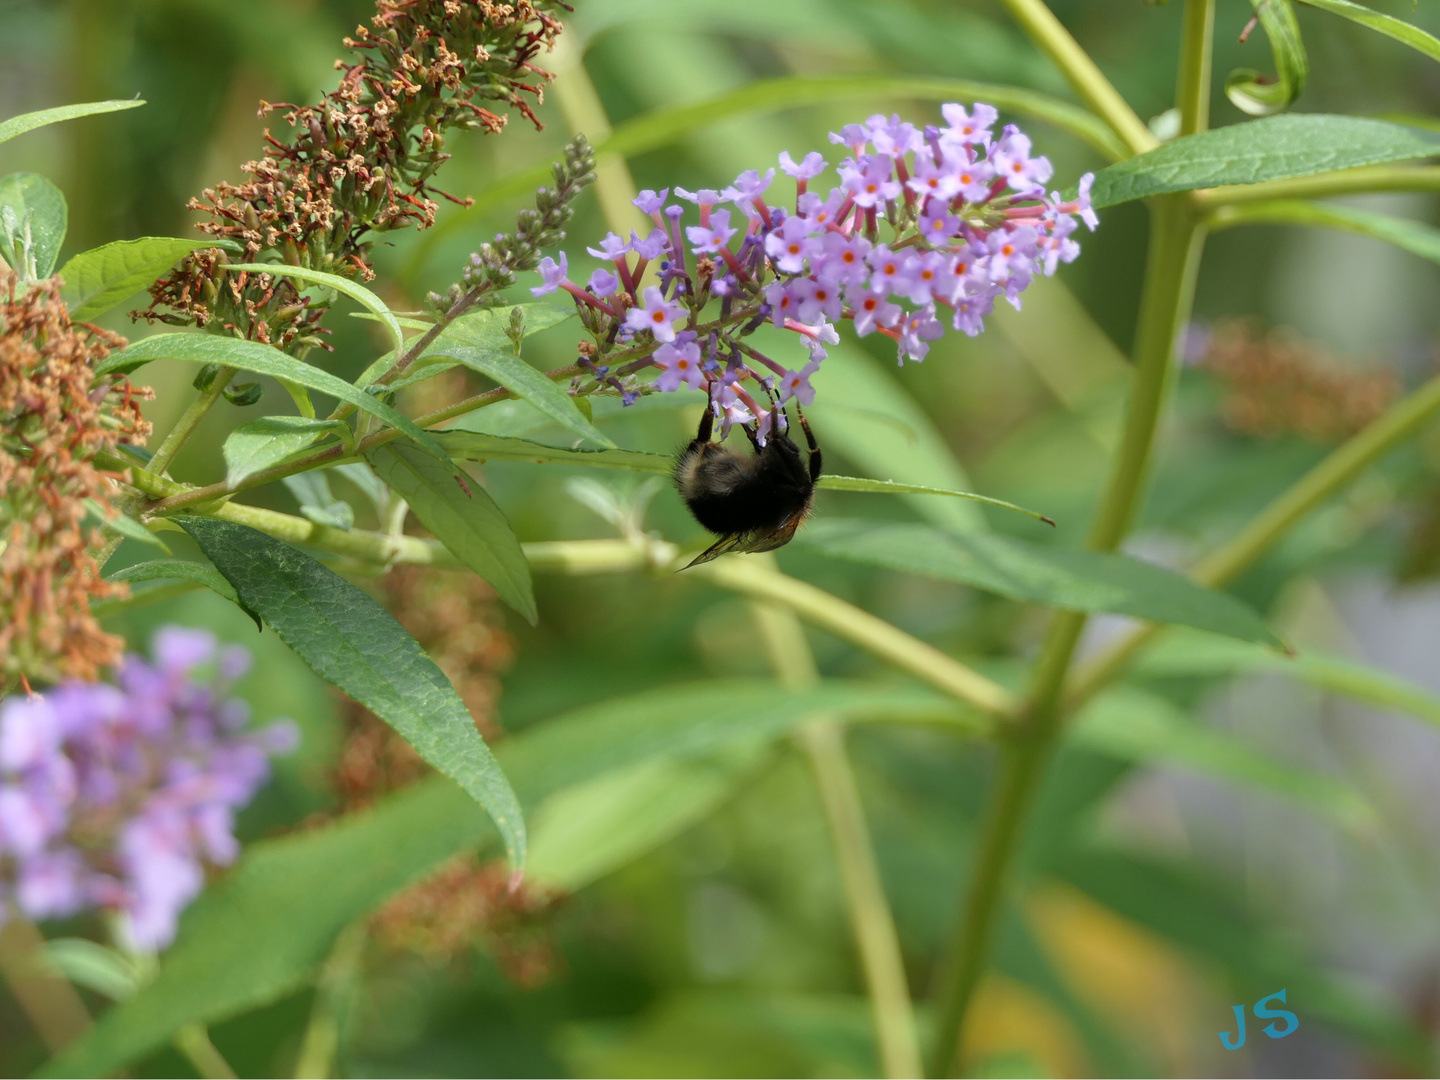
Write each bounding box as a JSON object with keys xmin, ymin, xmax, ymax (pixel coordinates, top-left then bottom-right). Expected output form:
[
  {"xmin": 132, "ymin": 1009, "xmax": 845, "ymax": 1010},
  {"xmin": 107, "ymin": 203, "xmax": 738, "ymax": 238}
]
[
  {"xmin": 535, "ymin": 103, "xmax": 1096, "ymax": 441},
  {"xmin": 0, "ymin": 627, "xmax": 296, "ymax": 950}
]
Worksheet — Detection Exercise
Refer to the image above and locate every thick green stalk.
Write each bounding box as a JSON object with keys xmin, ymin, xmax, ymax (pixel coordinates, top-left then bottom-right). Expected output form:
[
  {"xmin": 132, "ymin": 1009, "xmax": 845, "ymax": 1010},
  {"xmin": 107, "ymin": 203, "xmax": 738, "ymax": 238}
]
[
  {"xmin": 926, "ymin": 13, "xmax": 1210, "ymax": 1048},
  {"xmin": 929, "ymin": 194, "xmax": 1206, "ymax": 1076},
  {"xmin": 997, "ymin": 0, "xmax": 1157, "ymax": 156},
  {"xmin": 1067, "ymin": 371, "xmax": 1440, "ymax": 705},
  {"xmin": 146, "ymin": 365, "xmax": 235, "ymax": 476},
  {"xmin": 750, "ymin": 591, "xmax": 923, "ymax": 1080}
]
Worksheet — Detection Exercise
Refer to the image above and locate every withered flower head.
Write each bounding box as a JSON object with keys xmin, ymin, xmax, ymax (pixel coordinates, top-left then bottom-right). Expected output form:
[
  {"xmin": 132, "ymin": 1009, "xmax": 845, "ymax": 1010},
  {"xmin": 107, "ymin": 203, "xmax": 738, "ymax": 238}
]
[
  {"xmin": 370, "ymin": 854, "xmax": 565, "ymax": 988},
  {"xmin": 138, "ymin": 0, "xmax": 569, "ymax": 352},
  {"xmin": 0, "ymin": 273, "xmax": 151, "ymax": 684},
  {"xmin": 1199, "ymin": 318, "xmax": 1399, "ymax": 443}
]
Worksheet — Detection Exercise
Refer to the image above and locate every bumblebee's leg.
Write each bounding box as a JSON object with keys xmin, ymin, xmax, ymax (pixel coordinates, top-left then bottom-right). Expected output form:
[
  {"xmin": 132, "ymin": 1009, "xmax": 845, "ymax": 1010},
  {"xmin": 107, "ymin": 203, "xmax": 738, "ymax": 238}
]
[
  {"xmin": 795, "ymin": 404, "xmax": 822, "ymax": 481},
  {"xmin": 696, "ymin": 400, "xmax": 714, "ymax": 444}
]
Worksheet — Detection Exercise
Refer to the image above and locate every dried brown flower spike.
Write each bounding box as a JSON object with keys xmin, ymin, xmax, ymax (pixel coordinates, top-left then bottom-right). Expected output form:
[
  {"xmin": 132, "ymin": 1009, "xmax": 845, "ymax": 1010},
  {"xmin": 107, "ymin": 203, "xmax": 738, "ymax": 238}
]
[
  {"xmin": 0, "ymin": 273, "xmax": 151, "ymax": 684},
  {"xmin": 138, "ymin": 0, "xmax": 570, "ymax": 354}
]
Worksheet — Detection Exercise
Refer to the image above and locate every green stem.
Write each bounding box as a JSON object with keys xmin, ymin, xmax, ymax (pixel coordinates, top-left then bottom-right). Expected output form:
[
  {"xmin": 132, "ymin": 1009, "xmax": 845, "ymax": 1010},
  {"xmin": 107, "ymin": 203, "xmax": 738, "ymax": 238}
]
[
  {"xmin": 145, "ymin": 361, "xmax": 587, "ymax": 515},
  {"xmin": 1176, "ymin": 0, "xmax": 1215, "ymax": 137},
  {"xmin": 926, "ymin": 614, "xmax": 1085, "ymax": 1078},
  {"xmin": 1199, "ymin": 164, "xmax": 1440, "ymax": 206},
  {"xmin": 147, "ymin": 365, "xmax": 234, "ymax": 476},
  {"xmin": 699, "ymin": 557, "xmax": 1017, "ymax": 717},
  {"xmin": 927, "ymin": 189, "xmax": 1208, "ymax": 1078},
  {"xmin": 173, "ymin": 1023, "xmax": 238, "ymax": 1080},
  {"xmin": 1088, "ymin": 197, "xmax": 1207, "ymax": 549},
  {"xmin": 998, "ymin": 0, "xmax": 1157, "ymax": 156},
  {"xmin": 105, "ymin": 451, "xmax": 1013, "ymax": 718},
  {"xmin": 1066, "ymin": 371, "xmax": 1440, "ymax": 706},
  {"xmin": 749, "ymin": 588, "xmax": 923, "ymax": 1080}
]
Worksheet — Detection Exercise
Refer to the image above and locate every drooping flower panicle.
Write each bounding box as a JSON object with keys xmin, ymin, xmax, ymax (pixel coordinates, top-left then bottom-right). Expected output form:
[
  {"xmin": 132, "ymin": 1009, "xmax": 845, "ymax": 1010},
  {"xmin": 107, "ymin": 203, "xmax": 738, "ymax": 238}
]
[
  {"xmin": 0, "ymin": 628, "xmax": 296, "ymax": 950},
  {"xmin": 517, "ymin": 104, "xmax": 1096, "ymax": 440},
  {"xmin": 1, "ymin": 274, "xmax": 151, "ymax": 684}
]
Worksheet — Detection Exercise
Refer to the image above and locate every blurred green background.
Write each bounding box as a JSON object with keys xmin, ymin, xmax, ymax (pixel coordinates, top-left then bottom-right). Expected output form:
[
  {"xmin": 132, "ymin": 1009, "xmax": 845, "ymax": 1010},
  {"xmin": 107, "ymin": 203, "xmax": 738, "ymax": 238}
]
[{"xmin": 6, "ymin": 0, "xmax": 1440, "ymax": 1075}]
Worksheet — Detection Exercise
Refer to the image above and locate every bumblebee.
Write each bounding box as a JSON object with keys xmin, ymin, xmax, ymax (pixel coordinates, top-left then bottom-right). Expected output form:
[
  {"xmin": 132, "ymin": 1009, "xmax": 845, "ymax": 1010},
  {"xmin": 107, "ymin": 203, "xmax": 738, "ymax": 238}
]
[{"xmin": 674, "ymin": 401, "xmax": 821, "ymax": 568}]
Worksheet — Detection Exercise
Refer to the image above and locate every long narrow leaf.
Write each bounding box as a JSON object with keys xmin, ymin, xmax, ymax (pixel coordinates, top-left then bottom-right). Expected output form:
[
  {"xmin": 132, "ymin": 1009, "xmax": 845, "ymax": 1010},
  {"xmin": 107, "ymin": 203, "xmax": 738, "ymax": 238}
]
[
  {"xmin": 173, "ymin": 516, "xmax": 526, "ymax": 870},
  {"xmin": 104, "ymin": 558, "xmax": 257, "ymax": 628},
  {"xmin": 368, "ymin": 441, "xmax": 537, "ymax": 624},
  {"xmin": 0, "ymin": 99, "xmax": 144, "ymax": 146},
  {"xmin": 424, "ymin": 337, "xmax": 615, "ymax": 448},
  {"xmin": 1301, "ymin": 0, "xmax": 1440, "ymax": 64},
  {"xmin": 98, "ymin": 333, "xmax": 449, "ymax": 464},
  {"xmin": 1211, "ymin": 198, "xmax": 1440, "ymax": 268},
  {"xmin": 1134, "ymin": 630, "xmax": 1440, "ymax": 731},
  {"xmin": 436, "ymin": 430, "xmax": 1045, "ymax": 518},
  {"xmin": 1072, "ymin": 687, "xmax": 1375, "ymax": 832},
  {"xmin": 798, "ymin": 519, "xmax": 1282, "ymax": 646}
]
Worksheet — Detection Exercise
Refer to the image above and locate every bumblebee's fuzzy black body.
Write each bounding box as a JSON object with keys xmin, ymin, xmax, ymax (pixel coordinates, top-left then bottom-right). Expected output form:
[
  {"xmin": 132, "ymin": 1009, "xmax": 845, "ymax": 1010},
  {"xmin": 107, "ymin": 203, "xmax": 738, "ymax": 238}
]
[{"xmin": 675, "ymin": 405, "xmax": 822, "ymax": 567}]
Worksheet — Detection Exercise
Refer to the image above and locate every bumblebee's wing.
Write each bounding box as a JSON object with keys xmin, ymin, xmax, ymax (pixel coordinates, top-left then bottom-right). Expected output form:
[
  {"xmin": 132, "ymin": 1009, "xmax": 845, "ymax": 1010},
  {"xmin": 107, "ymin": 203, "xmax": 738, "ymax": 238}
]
[
  {"xmin": 681, "ymin": 531, "xmax": 754, "ymax": 569},
  {"xmin": 679, "ymin": 513, "xmax": 806, "ymax": 569},
  {"xmin": 735, "ymin": 513, "xmax": 805, "ymax": 554}
]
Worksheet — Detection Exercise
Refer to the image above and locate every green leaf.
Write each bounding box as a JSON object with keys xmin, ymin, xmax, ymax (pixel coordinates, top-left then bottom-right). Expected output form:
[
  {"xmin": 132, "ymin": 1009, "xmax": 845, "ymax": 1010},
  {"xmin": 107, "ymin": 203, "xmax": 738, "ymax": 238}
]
[
  {"xmin": 367, "ymin": 440, "xmax": 537, "ymax": 625},
  {"xmin": 449, "ymin": 303, "xmax": 575, "ymax": 347},
  {"xmin": 1134, "ymin": 630, "xmax": 1440, "ymax": 731},
  {"xmin": 84, "ymin": 499, "xmax": 169, "ymax": 553},
  {"xmin": 98, "ymin": 333, "xmax": 451, "ymax": 465},
  {"xmin": 104, "ymin": 557, "xmax": 259, "ymax": 629},
  {"xmin": 1071, "ymin": 687, "xmax": 1375, "ymax": 832},
  {"xmin": 222, "ymin": 415, "xmax": 350, "ymax": 486},
  {"xmin": 1226, "ymin": 0, "xmax": 1308, "ymax": 116},
  {"xmin": 225, "ymin": 263, "xmax": 404, "ymax": 359},
  {"xmin": 0, "ymin": 172, "xmax": 66, "ymax": 279},
  {"xmin": 352, "ymin": 303, "xmax": 575, "ymax": 392},
  {"xmin": 38, "ymin": 678, "xmax": 969, "ymax": 1078},
  {"xmin": 434, "ymin": 429, "xmax": 1030, "ymax": 515},
  {"xmin": 797, "ymin": 519, "xmax": 1282, "ymax": 646},
  {"xmin": 1211, "ymin": 199, "xmax": 1440, "ymax": 268},
  {"xmin": 526, "ymin": 746, "xmax": 769, "ymax": 891},
  {"xmin": 0, "ymin": 99, "xmax": 144, "ymax": 146},
  {"xmin": 282, "ymin": 471, "xmax": 353, "ymax": 530},
  {"xmin": 817, "ymin": 475, "xmax": 1052, "ymax": 525},
  {"xmin": 424, "ymin": 336, "xmax": 615, "ymax": 448},
  {"xmin": 1087, "ymin": 115, "xmax": 1440, "ymax": 208},
  {"xmin": 172, "ymin": 515, "xmax": 526, "ymax": 870},
  {"xmin": 497, "ymin": 679, "xmax": 977, "ymax": 806},
  {"xmin": 1300, "ymin": 0, "xmax": 1440, "ymax": 64},
  {"xmin": 57, "ymin": 237, "xmax": 218, "ymax": 320}
]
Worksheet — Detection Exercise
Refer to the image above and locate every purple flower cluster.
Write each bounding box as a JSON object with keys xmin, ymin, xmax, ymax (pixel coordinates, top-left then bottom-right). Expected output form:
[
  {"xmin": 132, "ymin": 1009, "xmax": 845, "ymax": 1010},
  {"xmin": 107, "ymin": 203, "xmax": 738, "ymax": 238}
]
[
  {"xmin": 531, "ymin": 103, "xmax": 1096, "ymax": 439},
  {"xmin": 0, "ymin": 628, "xmax": 296, "ymax": 950}
]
